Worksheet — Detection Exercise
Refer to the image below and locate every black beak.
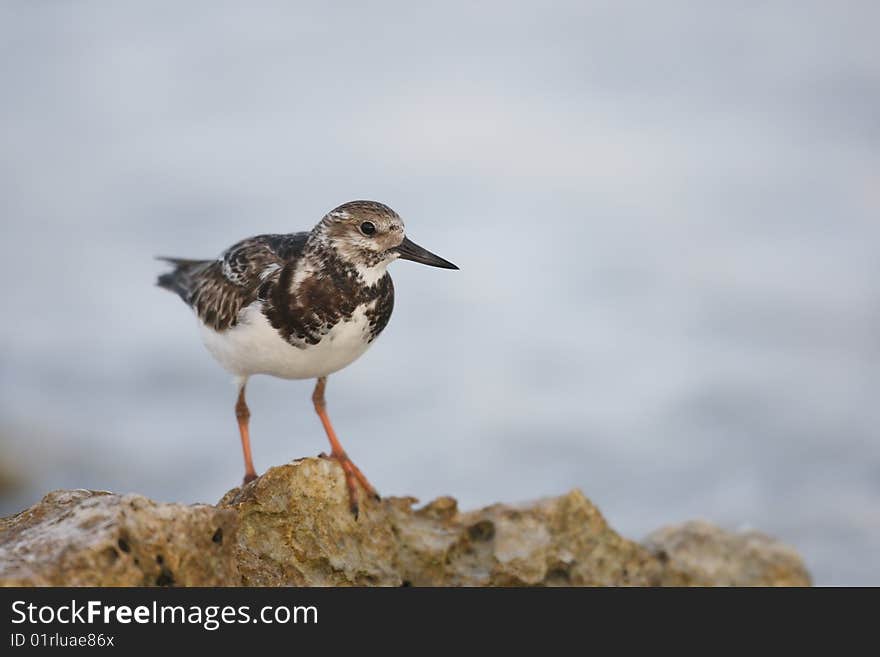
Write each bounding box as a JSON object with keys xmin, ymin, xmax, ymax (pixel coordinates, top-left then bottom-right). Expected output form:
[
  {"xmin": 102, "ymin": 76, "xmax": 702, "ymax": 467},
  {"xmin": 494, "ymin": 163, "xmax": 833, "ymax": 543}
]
[{"xmin": 394, "ymin": 236, "xmax": 459, "ymax": 270}]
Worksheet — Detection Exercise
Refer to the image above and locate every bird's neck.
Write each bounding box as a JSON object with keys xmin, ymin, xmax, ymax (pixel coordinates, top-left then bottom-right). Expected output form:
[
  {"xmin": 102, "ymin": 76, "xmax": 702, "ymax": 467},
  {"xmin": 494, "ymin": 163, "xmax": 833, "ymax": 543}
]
[
  {"xmin": 352, "ymin": 260, "xmax": 391, "ymax": 287},
  {"xmin": 304, "ymin": 233, "xmax": 391, "ymax": 287}
]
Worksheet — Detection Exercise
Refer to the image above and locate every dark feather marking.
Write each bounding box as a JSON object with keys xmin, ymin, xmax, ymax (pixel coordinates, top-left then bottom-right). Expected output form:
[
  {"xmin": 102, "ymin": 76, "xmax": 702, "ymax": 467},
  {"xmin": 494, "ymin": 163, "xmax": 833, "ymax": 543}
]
[
  {"xmin": 263, "ymin": 243, "xmax": 394, "ymax": 347},
  {"xmin": 269, "ymin": 262, "xmax": 296, "ymax": 340},
  {"xmin": 158, "ymin": 230, "xmax": 395, "ymax": 345},
  {"xmin": 365, "ymin": 276, "xmax": 394, "ymax": 341}
]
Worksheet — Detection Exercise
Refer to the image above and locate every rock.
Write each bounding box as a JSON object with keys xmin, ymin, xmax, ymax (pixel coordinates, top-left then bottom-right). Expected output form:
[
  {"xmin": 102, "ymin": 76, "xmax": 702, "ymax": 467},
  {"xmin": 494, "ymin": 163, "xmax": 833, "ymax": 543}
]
[
  {"xmin": 0, "ymin": 457, "xmax": 811, "ymax": 586},
  {"xmin": 219, "ymin": 457, "xmax": 401, "ymax": 586},
  {"xmin": 0, "ymin": 489, "xmax": 239, "ymax": 586},
  {"xmin": 644, "ymin": 520, "xmax": 811, "ymax": 586},
  {"xmin": 391, "ymin": 491, "xmax": 683, "ymax": 586}
]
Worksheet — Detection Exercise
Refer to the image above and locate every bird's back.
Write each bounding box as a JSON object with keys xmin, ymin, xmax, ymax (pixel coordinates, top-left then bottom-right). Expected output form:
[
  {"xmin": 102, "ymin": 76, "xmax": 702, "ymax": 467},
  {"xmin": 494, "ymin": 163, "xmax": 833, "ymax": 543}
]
[{"xmin": 157, "ymin": 232, "xmax": 309, "ymax": 332}]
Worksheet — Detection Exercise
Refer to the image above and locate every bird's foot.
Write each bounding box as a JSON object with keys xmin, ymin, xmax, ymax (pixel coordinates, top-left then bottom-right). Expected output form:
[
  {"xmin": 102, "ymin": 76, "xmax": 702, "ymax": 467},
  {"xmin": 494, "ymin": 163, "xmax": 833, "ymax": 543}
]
[
  {"xmin": 321, "ymin": 451, "xmax": 381, "ymax": 519},
  {"xmin": 242, "ymin": 472, "xmax": 258, "ymax": 486}
]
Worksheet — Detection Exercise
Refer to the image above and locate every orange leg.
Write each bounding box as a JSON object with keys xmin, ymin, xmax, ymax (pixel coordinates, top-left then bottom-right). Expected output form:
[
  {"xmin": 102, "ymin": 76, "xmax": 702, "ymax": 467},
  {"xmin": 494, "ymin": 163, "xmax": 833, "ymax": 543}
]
[
  {"xmin": 312, "ymin": 376, "xmax": 379, "ymax": 518},
  {"xmin": 236, "ymin": 381, "xmax": 258, "ymax": 485}
]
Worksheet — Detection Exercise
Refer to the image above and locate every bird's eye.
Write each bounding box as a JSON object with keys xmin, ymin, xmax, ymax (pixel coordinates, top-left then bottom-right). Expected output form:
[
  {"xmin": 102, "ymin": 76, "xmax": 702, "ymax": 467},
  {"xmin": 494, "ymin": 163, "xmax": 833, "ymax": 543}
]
[{"xmin": 360, "ymin": 221, "xmax": 376, "ymax": 236}]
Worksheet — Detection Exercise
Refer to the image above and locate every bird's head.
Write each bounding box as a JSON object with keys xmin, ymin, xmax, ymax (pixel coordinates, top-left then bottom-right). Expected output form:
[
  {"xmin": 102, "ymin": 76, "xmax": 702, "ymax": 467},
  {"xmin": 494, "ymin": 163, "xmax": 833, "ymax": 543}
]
[{"xmin": 315, "ymin": 200, "xmax": 458, "ymax": 274}]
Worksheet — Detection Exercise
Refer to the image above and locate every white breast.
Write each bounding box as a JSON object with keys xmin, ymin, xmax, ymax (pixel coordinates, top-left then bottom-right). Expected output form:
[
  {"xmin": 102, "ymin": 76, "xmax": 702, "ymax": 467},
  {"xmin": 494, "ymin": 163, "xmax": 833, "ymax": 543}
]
[{"xmin": 198, "ymin": 301, "xmax": 376, "ymax": 380}]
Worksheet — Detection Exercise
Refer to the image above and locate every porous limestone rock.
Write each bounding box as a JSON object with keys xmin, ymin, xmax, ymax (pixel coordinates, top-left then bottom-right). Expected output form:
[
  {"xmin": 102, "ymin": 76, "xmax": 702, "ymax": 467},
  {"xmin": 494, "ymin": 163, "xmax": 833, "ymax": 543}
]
[
  {"xmin": 0, "ymin": 458, "xmax": 811, "ymax": 586},
  {"xmin": 0, "ymin": 489, "xmax": 239, "ymax": 586},
  {"xmin": 644, "ymin": 520, "xmax": 812, "ymax": 586}
]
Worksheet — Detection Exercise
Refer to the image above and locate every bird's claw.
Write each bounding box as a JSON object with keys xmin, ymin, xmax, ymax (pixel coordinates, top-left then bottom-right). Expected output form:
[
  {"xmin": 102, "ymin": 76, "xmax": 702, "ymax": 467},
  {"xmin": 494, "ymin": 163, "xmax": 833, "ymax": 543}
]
[{"xmin": 325, "ymin": 451, "xmax": 379, "ymax": 520}]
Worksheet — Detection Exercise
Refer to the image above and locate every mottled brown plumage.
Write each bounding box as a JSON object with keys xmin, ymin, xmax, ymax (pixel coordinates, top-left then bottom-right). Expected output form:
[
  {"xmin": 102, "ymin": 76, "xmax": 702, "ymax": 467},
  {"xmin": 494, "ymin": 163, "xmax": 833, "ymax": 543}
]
[
  {"xmin": 157, "ymin": 232, "xmax": 308, "ymax": 332},
  {"xmin": 264, "ymin": 242, "xmax": 394, "ymax": 348}
]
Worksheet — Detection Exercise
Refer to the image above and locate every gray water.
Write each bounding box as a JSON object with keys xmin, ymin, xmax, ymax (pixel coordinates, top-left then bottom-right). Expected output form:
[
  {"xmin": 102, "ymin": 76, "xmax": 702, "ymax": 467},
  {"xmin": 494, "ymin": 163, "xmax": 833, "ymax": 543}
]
[{"xmin": 1, "ymin": 2, "xmax": 878, "ymax": 585}]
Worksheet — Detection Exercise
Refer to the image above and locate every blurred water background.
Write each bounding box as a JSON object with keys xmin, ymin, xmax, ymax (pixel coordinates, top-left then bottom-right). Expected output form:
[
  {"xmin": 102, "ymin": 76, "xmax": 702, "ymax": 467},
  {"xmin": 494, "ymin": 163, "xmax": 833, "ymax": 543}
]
[{"xmin": 1, "ymin": 1, "xmax": 878, "ymax": 585}]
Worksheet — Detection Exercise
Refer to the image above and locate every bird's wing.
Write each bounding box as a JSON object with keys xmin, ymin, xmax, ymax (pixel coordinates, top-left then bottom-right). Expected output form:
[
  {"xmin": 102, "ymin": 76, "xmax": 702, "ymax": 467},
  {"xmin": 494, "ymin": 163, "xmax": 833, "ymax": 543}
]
[{"xmin": 157, "ymin": 232, "xmax": 308, "ymax": 331}]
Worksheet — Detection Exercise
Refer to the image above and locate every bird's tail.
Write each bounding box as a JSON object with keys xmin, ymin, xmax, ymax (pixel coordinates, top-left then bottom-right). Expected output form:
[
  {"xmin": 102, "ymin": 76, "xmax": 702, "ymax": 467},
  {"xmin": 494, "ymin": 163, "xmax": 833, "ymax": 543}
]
[{"xmin": 155, "ymin": 256, "xmax": 212, "ymax": 301}]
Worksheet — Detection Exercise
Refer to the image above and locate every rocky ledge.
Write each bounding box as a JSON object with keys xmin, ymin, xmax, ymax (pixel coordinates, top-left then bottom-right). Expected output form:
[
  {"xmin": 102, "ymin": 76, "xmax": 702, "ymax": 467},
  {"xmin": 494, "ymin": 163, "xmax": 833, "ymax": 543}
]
[{"xmin": 0, "ymin": 457, "xmax": 810, "ymax": 586}]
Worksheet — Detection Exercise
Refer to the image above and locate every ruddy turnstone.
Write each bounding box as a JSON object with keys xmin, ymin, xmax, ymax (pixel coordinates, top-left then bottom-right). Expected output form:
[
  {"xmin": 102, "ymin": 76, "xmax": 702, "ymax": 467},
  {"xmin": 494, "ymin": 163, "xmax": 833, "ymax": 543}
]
[{"xmin": 157, "ymin": 200, "xmax": 458, "ymax": 517}]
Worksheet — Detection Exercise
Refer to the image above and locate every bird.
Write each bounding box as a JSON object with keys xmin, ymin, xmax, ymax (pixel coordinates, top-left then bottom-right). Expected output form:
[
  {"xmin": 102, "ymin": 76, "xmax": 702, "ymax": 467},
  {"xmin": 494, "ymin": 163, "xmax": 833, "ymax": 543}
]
[{"xmin": 157, "ymin": 200, "xmax": 458, "ymax": 518}]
